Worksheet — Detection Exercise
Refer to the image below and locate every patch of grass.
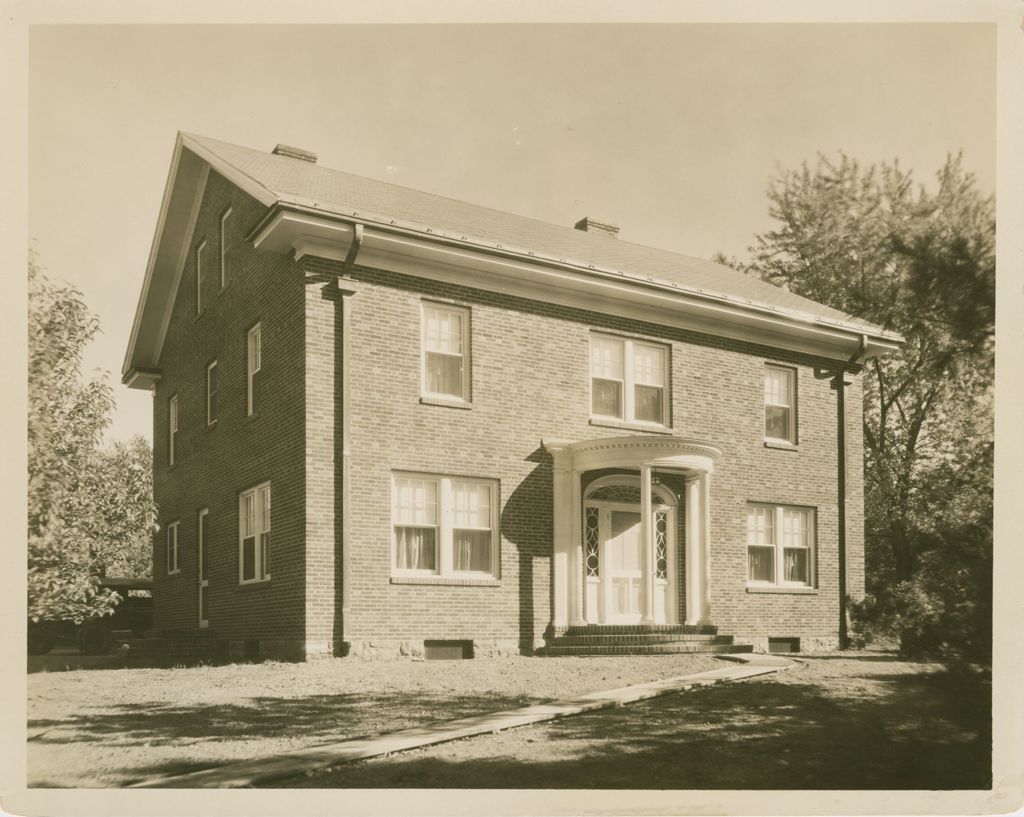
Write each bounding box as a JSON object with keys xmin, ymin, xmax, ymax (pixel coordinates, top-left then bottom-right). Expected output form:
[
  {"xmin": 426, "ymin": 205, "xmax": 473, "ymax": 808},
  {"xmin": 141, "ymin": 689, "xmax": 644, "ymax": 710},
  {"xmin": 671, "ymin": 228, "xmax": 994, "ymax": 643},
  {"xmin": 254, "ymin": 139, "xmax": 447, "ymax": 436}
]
[{"xmin": 289, "ymin": 655, "xmax": 991, "ymax": 790}]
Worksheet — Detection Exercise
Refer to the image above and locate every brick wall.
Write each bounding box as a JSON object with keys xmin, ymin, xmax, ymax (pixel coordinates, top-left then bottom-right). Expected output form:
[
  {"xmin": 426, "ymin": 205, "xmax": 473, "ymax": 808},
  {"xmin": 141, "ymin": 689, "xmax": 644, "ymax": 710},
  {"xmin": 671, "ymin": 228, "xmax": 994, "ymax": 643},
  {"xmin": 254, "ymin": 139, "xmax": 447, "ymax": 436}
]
[
  {"xmin": 152, "ymin": 171, "xmax": 308, "ymax": 656},
  {"xmin": 151, "ymin": 171, "xmax": 866, "ymax": 657},
  {"xmin": 299, "ymin": 258, "xmax": 864, "ymax": 653}
]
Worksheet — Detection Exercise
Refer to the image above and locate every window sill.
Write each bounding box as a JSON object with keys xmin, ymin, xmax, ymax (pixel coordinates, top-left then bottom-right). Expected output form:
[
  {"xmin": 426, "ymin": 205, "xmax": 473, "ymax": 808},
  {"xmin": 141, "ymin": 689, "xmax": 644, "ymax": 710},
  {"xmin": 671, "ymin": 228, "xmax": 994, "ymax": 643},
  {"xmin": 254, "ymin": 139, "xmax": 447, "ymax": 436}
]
[
  {"xmin": 419, "ymin": 396, "xmax": 472, "ymax": 410},
  {"xmin": 589, "ymin": 418, "xmax": 673, "ymax": 435},
  {"xmin": 167, "ymin": 570, "xmax": 181, "ymax": 577},
  {"xmin": 239, "ymin": 578, "xmax": 271, "ymax": 589},
  {"xmin": 764, "ymin": 440, "xmax": 798, "ymax": 451},
  {"xmin": 746, "ymin": 585, "xmax": 817, "ymax": 595},
  {"xmin": 390, "ymin": 575, "xmax": 499, "ymax": 587}
]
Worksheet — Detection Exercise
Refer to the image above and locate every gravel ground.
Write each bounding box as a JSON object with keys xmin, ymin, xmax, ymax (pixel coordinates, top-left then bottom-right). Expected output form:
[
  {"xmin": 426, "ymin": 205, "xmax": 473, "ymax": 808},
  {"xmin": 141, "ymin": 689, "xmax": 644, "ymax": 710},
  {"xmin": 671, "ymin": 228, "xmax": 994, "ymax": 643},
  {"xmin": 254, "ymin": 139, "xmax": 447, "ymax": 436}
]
[{"xmin": 28, "ymin": 653, "xmax": 722, "ymax": 787}]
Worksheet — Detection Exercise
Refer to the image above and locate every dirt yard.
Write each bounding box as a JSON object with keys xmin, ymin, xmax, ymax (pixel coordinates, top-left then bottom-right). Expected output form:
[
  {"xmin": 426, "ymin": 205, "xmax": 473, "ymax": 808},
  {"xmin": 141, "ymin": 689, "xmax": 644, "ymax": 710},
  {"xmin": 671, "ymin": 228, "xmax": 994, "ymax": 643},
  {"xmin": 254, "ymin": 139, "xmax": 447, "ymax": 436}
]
[
  {"xmin": 289, "ymin": 654, "xmax": 992, "ymax": 790},
  {"xmin": 27, "ymin": 652, "xmax": 721, "ymax": 787}
]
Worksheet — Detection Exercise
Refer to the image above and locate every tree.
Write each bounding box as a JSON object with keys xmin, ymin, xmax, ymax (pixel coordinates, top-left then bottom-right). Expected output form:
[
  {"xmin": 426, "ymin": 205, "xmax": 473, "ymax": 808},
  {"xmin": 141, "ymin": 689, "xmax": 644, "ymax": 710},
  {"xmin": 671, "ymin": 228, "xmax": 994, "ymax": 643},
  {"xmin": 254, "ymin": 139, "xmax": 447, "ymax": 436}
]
[
  {"xmin": 27, "ymin": 258, "xmax": 154, "ymax": 625},
  {"xmin": 743, "ymin": 153, "xmax": 994, "ymax": 664}
]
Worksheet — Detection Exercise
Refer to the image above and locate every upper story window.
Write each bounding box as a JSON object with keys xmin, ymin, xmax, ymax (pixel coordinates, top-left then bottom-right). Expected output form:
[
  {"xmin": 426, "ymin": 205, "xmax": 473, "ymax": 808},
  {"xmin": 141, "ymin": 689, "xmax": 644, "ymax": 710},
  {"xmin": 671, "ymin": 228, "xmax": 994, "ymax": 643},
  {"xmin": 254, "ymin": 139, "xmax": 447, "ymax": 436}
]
[
  {"xmin": 247, "ymin": 323, "xmax": 262, "ymax": 416},
  {"xmin": 166, "ymin": 520, "xmax": 180, "ymax": 575},
  {"xmin": 239, "ymin": 482, "xmax": 271, "ymax": 584},
  {"xmin": 206, "ymin": 360, "xmax": 218, "ymax": 426},
  {"xmin": 747, "ymin": 504, "xmax": 814, "ymax": 587},
  {"xmin": 195, "ymin": 239, "xmax": 207, "ymax": 315},
  {"xmin": 764, "ymin": 365, "xmax": 796, "ymax": 444},
  {"xmin": 392, "ymin": 473, "xmax": 498, "ymax": 578},
  {"xmin": 219, "ymin": 207, "xmax": 233, "ymax": 289},
  {"xmin": 421, "ymin": 302, "xmax": 470, "ymax": 402},
  {"xmin": 590, "ymin": 333, "xmax": 669, "ymax": 426},
  {"xmin": 168, "ymin": 394, "xmax": 178, "ymax": 465}
]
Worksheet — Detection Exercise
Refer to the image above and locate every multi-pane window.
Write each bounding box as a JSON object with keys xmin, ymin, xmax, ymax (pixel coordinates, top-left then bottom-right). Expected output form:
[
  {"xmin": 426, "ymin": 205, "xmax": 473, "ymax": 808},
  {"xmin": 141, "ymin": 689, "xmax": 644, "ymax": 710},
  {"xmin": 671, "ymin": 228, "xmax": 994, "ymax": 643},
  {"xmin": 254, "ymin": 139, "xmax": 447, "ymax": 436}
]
[
  {"xmin": 219, "ymin": 207, "xmax": 232, "ymax": 289},
  {"xmin": 590, "ymin": 334, "xmax": 668, "ymax": 425},
  {"xmin": 421, "ymin": 302, "xmax": 470, "ymax": 401},
  {"xmin": 168, "ymin": 394, "xmax": 178, "ymax": 465},
  {"xmin": 166, "ymin": 520, "xmax": 180, "ymax": 574},
  {"xmin": 198, "ymin": 508, "xmax": 209, "ymax": 627},
  {"xmin": 392, "ymin": 474, "xmax": 498, "ymax": 577},
  {"xmin": 247, "ymin": 324, "xmax": 262, "ymax": 416},
  {"xmin": 195, "ymin": 240, "xmax": 207, "ymax": 315},
  {"xmin": 206, "ymin": 361, "xmax": 218, "ymax": 425},
  {"xmin": 747, "ymin": 504, "xmax": 814, "ymax": 587},
  {"xmin": 764, "ymin": 365, "xmax": 796, "ymax": 443},
  {"xmin": 239, "ymin": 482, "xmax": 271, "ymax": 583}
]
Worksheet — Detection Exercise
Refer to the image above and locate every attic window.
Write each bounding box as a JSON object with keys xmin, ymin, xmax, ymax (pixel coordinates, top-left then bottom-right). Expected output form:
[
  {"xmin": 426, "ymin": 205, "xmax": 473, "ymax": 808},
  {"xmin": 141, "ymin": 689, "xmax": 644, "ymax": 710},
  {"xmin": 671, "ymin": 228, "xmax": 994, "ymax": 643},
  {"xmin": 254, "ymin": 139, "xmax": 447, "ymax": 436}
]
[{"xmin": 195, "ymin": 239, "xmax": 207, "ymax": 315}]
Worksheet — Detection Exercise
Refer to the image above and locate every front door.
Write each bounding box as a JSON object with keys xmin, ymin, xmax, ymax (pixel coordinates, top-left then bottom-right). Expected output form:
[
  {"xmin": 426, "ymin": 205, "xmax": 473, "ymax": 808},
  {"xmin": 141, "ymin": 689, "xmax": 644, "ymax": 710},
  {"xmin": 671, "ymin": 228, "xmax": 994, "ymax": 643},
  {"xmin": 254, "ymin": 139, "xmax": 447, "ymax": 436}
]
[
  {"xmin": 606, "ymin": 510, "xmax": 642, "ymax": 621},
  {"xmin": 583, "ymin": 500, "xmax": 677, "ymax": 625}
]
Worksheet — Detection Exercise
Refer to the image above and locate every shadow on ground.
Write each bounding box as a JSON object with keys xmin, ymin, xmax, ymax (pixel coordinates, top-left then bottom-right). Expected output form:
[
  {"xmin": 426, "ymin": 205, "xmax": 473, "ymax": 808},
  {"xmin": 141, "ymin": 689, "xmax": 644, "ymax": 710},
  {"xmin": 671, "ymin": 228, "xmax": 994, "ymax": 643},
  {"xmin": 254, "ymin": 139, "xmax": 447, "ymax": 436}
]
[
  {"xmin": 285, "ymin": 663, "xmax": 991, "ymax": 790},
  {"xmin": 28, "ymin": 691, "xmax": 535, "ymax": 787}
]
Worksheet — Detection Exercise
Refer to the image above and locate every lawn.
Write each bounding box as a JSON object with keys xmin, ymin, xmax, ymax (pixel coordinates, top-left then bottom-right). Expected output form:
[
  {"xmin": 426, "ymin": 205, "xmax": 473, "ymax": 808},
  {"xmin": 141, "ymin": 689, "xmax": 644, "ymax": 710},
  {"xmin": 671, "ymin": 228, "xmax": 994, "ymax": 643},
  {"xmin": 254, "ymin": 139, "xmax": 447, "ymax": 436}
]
[
  {"xmin": 27, "ymin": 652, "xmax": 991, "ymax": 790},
  {"xmin": 27, "ymin": 652, "xmax": 721, "ymax": 787},
  {"xmin": 290, "ymin": 654, "xmax": 992, "ymax": 790}
]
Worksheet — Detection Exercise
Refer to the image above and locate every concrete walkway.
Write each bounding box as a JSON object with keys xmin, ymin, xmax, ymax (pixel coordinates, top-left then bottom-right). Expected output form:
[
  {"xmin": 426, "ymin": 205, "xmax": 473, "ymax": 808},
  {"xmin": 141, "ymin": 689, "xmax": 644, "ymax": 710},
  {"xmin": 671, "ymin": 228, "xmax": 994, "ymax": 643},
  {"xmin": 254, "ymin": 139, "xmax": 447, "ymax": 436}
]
[{"xmin": 129, "ymin": 652, "xmax": 796, "ymax": 789}]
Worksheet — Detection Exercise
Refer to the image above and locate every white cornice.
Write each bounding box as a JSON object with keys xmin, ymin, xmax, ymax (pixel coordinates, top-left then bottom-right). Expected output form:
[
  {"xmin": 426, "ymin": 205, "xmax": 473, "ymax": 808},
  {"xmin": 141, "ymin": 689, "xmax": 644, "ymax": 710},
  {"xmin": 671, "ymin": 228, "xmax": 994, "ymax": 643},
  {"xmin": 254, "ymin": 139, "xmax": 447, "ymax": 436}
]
[{"xmin": 256, "ymin": 207, "xmax": 901, "ymax": 362}]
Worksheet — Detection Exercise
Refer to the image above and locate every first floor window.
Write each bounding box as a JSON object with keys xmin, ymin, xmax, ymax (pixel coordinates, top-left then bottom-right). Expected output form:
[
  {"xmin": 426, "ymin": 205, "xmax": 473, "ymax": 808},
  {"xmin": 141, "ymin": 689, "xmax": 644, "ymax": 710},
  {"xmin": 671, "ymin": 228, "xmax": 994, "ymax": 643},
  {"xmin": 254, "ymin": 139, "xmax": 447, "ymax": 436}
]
[
  {"xmin": 166, "ymin": 520, "xmax": 180, "ymax": 574},
  {"xmin": 240, "ymin": 482, "xmax": 271, "ymax": 583},
  {"xmin": 198, "ymin": 508, "xmax": 209, "ymax": 626},
  {"xmin": 590, "ymin": 333, "xmax": 668, "ymax": 425},
  {"xmin": 392, "ymin": 473, "xmax": 498, "ymax": 577},
  {"xmin": 746, "ymin": 504, "xmax": 814, "ymax": 587}
]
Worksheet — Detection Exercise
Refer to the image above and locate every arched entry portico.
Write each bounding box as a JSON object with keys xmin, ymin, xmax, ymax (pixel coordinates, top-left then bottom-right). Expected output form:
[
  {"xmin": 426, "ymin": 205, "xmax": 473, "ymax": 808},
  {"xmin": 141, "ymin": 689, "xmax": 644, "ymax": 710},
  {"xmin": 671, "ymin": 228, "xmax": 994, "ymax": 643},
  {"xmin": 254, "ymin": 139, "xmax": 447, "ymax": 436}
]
[{"xmin": 544, "ymin": 435, "xmax": 721, "ymax": 630}]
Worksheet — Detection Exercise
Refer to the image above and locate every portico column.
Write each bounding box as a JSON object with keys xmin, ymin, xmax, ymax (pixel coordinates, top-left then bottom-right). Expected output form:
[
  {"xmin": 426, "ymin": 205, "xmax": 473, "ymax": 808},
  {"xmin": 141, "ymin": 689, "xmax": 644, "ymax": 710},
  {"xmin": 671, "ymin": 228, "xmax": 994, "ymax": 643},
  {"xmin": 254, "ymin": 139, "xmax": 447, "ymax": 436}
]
[
  {"xmin": 700, "ymin": 471, "xmax": 713, "ymax": 624},
  {"xmin": 570, "ymin": 469, "xmax": 586, "ymax": 626},
  {"xmin": 550, "ymin": 454, "xmax": 573, "ymax": 629},
  {"xmin": 640, "ymin": 464, "xmax": 656, "ymax": 624},
  {"xmin": 684, "ymin": 475, "xmax": 703, "ymax": 625}
]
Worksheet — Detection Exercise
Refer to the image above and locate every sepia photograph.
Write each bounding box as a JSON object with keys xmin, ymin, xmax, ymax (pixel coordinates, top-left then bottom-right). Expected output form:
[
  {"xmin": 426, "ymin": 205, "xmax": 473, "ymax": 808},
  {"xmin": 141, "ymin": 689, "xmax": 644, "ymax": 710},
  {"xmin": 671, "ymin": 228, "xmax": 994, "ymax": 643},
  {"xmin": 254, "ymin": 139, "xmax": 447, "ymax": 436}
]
[{"xmin": 5, "ymin": 4, "xmax": 1021, "ymax": 815}]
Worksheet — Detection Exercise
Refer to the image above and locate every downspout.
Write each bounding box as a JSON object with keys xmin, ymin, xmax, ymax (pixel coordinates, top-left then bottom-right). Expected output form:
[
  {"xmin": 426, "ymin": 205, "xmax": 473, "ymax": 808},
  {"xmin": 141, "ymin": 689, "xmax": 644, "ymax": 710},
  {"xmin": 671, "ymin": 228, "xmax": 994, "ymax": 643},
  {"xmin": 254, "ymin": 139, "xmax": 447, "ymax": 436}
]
[
  {"xmin": 837, "ymin": 333, "xmax": 869, "ymax": 650},
  {"xmin": 338, "ymin": 224, "xmax": 363, "ymax": 650}
]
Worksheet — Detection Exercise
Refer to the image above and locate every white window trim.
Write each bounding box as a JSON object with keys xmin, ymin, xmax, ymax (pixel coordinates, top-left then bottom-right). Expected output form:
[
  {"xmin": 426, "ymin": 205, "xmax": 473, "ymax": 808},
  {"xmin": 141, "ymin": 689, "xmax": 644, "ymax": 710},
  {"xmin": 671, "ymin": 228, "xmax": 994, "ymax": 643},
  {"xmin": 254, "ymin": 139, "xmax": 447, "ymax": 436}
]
[
  {"xmin": 764, "ymin": 364, "xmax": 797, "ymax": 445},
  {"xmin": 195, "ymin": 239, "xmax": 207, "ymax": 315},
  {"xmin": 238, "ymin": 481, "xmax": 271, "ymax": 584},
  {"xmin": 746, "ymin": 503, "xmax": 815, "ymax": 588},
  {"xmin": 198, "ymin": 508, "xmax": 209, "ymax": 627},
  {"xmin": 391, "ymin": 472, "xmax": 499, "ymax": 580},
  {"xmin": 168, "ymin": 394, "xmax": 178, "ymax": 466},
  {"xmin": 167, "ymin": 520, "xmax": 180, "ymax": 575},
  {"xmin": 420, "ymin": 302, "xmax": 471, "ymax": 403},
  {"xmin": 589, "ymin": 332, "xmax": 670, "ymax": 427},
  {"xmin": 206, "ymin": 360, "xmax": 218, "ymax": 426},
  {"xmin": 247, "ymin": 323, "xmax": 261, "ymax": 417},
  {"xmin": 219, "ymin": 207, "xmax": 232, "ymax": 289}
]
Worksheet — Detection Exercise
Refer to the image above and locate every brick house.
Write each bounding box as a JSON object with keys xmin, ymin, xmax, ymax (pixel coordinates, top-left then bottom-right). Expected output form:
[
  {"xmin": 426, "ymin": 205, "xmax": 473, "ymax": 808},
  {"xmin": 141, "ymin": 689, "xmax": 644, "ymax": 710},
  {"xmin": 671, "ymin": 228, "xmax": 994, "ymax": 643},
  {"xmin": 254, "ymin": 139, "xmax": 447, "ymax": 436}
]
[{"xmin": 122, "ymin": 133, "xmax": 902, "ymax": 660}]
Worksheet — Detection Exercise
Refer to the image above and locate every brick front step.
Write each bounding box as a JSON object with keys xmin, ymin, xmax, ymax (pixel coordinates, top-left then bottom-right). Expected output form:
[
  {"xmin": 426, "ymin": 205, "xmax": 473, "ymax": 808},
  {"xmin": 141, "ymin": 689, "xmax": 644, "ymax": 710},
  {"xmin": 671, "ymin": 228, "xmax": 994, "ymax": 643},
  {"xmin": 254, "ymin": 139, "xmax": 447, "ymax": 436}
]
[
  {"xmin": 552, "ymin": 633, "xmax": 735, "ymax": 647},
  {"xmin": 541, "ymin": 642, "xmax": 754, "ymax": 657},
  {"xmin": 558, "ymin": 623, "xmax": 719, "ymax": 636}
]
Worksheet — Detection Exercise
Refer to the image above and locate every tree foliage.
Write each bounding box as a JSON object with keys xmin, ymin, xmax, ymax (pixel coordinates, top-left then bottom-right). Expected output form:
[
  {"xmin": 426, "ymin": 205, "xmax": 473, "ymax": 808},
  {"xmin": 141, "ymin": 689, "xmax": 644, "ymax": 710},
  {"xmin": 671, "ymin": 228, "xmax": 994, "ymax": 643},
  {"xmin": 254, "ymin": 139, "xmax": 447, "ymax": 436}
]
[
  {"xmin": 743, "ymin": 153, "xmax": 994, "ymax": 665},
  {"xmin": 27, "ymin": 258, "xmax": 155, "ymax": 624}
]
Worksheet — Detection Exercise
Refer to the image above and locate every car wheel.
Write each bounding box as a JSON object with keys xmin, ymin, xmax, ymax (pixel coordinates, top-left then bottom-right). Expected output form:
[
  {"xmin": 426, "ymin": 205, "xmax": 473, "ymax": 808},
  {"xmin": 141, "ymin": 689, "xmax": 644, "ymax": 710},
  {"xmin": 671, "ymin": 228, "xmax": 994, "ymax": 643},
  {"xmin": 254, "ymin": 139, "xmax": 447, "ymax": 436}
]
[
  {"xmin": 27, "ymin": 622, "xmax": 57, "ymax": 655},
  {"xmin": 77, "ymin": 622, "xmax": 112, "ymax": 655}
]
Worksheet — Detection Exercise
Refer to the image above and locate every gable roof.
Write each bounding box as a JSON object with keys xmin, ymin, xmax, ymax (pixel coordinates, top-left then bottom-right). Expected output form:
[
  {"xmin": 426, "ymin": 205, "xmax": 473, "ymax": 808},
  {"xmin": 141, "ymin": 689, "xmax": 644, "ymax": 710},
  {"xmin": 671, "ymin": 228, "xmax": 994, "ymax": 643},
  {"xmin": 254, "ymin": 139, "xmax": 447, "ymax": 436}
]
[
  {"xmin": 186, "ymin": 133, "xmax": 873, "ymax": 329},
  {"xmin": 123, "ymin": 132, "xmax": 902, "ymax": 388}
]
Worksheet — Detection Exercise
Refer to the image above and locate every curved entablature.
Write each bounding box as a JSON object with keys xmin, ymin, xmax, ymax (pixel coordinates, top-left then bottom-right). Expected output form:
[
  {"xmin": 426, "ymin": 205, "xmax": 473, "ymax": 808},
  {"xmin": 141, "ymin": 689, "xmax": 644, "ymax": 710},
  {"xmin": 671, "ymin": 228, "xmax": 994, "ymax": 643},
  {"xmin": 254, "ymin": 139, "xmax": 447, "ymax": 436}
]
[{"xmin": 544, "ymin": 435, "xmax": 721, "ymax": 474}]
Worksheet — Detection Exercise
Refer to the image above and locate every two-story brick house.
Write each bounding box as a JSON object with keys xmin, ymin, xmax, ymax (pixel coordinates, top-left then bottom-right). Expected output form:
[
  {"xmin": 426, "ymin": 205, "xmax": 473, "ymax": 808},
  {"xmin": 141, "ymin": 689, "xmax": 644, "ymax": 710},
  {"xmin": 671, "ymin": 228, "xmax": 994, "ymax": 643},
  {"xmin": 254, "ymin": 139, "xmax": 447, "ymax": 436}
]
[{"xmin": 122, "ymin": 133, "xmax": 902, "ymax": 660}]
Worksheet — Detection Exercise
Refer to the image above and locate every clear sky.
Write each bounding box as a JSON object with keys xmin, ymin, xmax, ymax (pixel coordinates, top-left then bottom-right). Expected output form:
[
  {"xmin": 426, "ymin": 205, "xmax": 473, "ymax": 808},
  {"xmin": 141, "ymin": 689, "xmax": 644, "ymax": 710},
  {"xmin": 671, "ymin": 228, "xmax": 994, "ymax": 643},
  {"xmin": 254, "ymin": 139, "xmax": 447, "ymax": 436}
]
[{"xmin": 28, "ymin": 23, "xmax": 995, "ymax": 444}]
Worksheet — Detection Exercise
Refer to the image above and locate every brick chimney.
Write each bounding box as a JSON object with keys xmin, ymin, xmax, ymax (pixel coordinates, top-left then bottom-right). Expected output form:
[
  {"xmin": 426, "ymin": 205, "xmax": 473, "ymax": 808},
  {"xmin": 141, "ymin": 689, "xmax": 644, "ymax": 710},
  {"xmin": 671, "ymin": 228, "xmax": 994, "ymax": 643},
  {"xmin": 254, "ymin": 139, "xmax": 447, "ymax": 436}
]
[
  {"xmin": 574, "ymin": 216, "xmax": 619, "ymax": 238},
  {"xmin": 272, "ymin": 144, "xmax": 318, "ymax": 163}
]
